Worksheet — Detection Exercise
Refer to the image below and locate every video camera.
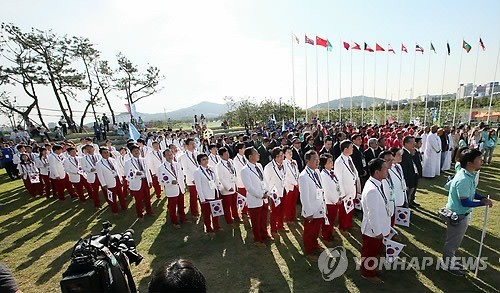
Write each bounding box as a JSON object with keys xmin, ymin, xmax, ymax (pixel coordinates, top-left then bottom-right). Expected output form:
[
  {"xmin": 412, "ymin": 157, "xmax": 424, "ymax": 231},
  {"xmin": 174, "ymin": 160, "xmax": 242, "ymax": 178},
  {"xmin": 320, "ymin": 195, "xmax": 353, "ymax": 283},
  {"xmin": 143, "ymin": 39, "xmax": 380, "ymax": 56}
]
[{"xmin": 60, "ymin": 221, "xmax": 143, "ymax": 293}]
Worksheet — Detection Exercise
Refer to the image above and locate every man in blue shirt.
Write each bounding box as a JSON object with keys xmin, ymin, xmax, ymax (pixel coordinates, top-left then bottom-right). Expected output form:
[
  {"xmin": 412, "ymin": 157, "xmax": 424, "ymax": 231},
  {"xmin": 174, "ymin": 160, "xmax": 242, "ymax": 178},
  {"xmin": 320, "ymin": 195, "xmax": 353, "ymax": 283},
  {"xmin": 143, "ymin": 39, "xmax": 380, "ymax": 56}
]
[
  {"xmin": 1, "ymin": 143, "xmax": 19, "ymax": 180},
  {"xmin": 442, "ymin": 149, "xmax": 493, "ymax": 276}
]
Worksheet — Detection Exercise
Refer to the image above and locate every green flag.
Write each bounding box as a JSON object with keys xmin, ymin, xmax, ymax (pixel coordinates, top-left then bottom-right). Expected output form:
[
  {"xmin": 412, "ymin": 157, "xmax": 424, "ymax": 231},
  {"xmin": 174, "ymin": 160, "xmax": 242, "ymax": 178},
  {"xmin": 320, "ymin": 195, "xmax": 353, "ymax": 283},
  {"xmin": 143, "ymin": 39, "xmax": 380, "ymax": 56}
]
[
  {"xmin": 463, "ymin": 40, "xmax": 472, "ymax": 53},
  {"xmin": 430, "ymin": 42, "xmax": 436, "ymax": 53},
  {"xmin": 327, "ymin": 40, "xmax": 333, "ymax": 52}
]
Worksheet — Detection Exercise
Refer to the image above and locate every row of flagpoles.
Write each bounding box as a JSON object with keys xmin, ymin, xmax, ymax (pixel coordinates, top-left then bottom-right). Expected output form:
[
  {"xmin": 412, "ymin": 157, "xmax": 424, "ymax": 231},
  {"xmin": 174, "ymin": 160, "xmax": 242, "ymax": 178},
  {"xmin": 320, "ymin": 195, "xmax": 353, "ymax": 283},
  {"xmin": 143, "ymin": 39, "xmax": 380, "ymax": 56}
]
[{"xmin": 290, "ymin": 34, "xmax": 499, "ymax": 125}]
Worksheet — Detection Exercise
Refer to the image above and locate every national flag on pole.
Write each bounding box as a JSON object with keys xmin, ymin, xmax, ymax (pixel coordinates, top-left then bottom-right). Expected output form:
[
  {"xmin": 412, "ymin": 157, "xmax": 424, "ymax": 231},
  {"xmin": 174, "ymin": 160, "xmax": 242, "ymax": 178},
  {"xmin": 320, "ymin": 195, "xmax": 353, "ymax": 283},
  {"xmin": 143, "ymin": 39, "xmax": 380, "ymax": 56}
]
[
  {"xmin": 463, "ymin": 40, "xmax": 472, "ymax": 53},
  {"xmin": 430, "ymin": 42, "xmax": 436, "ymax": 53},
  {"xmin": 401, "ymin": 43, "xmax": 408, "ymax": 53},
  {"xmin": 128, "ymin": 122, "xmax": 141, "ymax": 141},
  {"xmin": 327, "ymin": 40, "xmax": 333, "ymax": 52},
  {"xmin": 269, "ymin": 186, "xmax": 281, "ymax": 206},
  {"xmin": 236, "ymin": 193, "xmax": 247, "ymax": 210},
  {"xmin": 376, "ymin": 43, "xmax": 385, "ymax": 51},
  {"xmin": 416, "ymin": 44, "xmax": 424, "ymax": 54},
  {"xmin": 447, "ymin": 42, "xmax": 451, "ymax": 55},
  {"xmin": 364, "ymin": 42, "xmax": 374, "ymax": 52},
  {"xmin": 479, "ymin": 38, "xmax": 486, "ymax": 51},
  {"xmin": 107, "ymin": 189, "xmax": 114, "ymax": 203},
  {"xmin": 305, "ymin": 35, "xmax": 314, "ymax": 45},
  {"xmin": 383, "ymin": 238, "xmax": 405, "ymax": 263},
  {"xmin": 293, "ymin": 34, "xmax": 299, "ymax": 44},
  {"xmin": 354, "ymin": 193, "xmax": 362, "ymax": 210},
  {"xmin": 352, "ymin": 42, "xmax": 361, "ymax": 50},
  {"xmin": 343, "ymin": 194, "xmax": 355, "ymax": 213},
  {"xmin": 210, "ymin": 199, "xmax": 225, "ymax": 217},
  {"xmin": 395, "ymin": 207, "xmax": 411, "ymax": 227},
  {"xmin": 316, "ymin": 36, "xmax": 328, "ymax": 47},
  {"xmin": 343, "ymin": 41, "xmax": 350, "ymax": 50},
  {"xmin": 388, "ymin": 44, "xmax": 395, "ymax": 54}
]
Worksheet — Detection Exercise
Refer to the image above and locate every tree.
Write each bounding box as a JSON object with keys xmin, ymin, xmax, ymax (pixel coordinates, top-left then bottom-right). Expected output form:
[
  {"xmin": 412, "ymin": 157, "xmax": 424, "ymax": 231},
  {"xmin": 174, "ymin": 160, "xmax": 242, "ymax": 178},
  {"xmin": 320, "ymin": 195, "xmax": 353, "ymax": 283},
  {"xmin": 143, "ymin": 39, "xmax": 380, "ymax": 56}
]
[
  {"xmin": 72, "ymin": 37, "xmax": 102, "ymax": 132},
  {"xmin": 115, "ymin": 53, "xmax": 162, "ymax": 121},
  {"xmin": 2, "ymin": 24, "xmax": 85, "ymax": 131},
  {"xmin": 94, "ymin": 60, "xmax": 116, "ymax": 124},
  {"xmin": 0, "ymin": 23, "xmax": 48, "ymax": 128}
]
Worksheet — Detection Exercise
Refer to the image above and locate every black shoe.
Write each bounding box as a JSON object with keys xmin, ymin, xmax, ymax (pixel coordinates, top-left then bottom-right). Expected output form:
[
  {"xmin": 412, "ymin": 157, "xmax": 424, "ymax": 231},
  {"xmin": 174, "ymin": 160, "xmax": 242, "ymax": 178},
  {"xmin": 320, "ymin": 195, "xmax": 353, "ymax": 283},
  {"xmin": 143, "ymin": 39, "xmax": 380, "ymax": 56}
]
[{"xmin": 412, "ymin": 201, "xmax": 421, "ymax": 207}]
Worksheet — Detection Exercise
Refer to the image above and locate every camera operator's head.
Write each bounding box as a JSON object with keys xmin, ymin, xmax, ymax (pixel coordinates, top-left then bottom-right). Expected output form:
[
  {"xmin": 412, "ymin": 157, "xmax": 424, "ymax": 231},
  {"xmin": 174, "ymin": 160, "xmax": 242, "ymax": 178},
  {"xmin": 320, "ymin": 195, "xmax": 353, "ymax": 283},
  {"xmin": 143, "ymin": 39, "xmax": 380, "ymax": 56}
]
[{"xmin": 148, "ymin": 259, "xmax": 206, "ymax": 293}]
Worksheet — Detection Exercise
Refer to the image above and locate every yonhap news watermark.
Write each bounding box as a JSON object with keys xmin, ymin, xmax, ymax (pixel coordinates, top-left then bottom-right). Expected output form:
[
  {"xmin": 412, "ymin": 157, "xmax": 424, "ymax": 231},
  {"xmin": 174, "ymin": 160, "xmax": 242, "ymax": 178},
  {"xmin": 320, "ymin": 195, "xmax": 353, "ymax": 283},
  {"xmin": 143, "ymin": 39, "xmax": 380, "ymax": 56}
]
[{"xmin": 318, "ymin": 246, "xmax": 493, "ymax": 281}]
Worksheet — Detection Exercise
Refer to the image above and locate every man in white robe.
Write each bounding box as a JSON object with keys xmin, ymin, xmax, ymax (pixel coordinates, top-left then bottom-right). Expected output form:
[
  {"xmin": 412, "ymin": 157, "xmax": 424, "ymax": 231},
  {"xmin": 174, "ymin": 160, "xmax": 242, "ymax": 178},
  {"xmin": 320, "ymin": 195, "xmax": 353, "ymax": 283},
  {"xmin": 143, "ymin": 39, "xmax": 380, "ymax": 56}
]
[{"xmin": 422, "ymin": 126, "xmax": 441, "ymax": 178}]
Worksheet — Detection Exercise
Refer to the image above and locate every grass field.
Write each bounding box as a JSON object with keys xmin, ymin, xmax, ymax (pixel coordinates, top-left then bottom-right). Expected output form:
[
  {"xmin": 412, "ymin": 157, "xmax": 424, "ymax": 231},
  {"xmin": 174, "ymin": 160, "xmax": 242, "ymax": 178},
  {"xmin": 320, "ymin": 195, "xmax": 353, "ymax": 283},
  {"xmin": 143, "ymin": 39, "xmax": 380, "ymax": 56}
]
[{"xmin": 0, "ymin": 151, "xmax": 499, "ymax": 293}]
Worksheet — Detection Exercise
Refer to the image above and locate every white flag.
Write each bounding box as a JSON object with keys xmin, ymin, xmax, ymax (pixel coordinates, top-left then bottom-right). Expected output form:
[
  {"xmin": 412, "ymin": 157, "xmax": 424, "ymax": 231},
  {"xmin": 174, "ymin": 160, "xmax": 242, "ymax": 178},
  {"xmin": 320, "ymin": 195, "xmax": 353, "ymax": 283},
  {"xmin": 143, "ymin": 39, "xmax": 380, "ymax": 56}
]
[
  {"xmin": 159, "ymin": 172, "xmax": 170, "ymax": 185},
  {"xmin": 210, "ymin": 199, "xmax": 224, "ymax": 217},
  {"xmin": 236, "ymin": 193, "xmax": 247, "ymax": 210},
  {"xmin": 29, "ymin": 173, "xmax": 40, "ymax": 184},
  {"xmin": 354, "ymin": 193, "xmax": 362, "ymax": 210},
  {"xmin": 387, "ymin": 227, "xmax": 399, "ymax": 240},
  {"xmin": 395, "ymin": 207, "xmax": 411, "ymax": 227},
  {"xmin": 383, "ymin": 238, "xmax": 405, "ymax": 263},
  {"xmin": 127, "ymin": 168, "xmax": 136, "ymax": 181},
  {"xmin": 269, "ymin": 186, "xmax": 281, "ymax": 207},
  {"xmin": 107, "ymin": 189, "xmax": 114, "ymax": 203},
  {"xmin": 343, "ymin": 194, "xmax": 355, "ymax": 214}
]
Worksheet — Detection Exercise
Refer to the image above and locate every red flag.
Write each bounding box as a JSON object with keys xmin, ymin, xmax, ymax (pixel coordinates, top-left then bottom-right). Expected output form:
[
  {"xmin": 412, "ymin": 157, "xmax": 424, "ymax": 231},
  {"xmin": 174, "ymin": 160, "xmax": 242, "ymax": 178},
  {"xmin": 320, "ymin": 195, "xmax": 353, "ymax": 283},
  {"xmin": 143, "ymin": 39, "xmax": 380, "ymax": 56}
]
[
  {"xmin": 376, "ymin": 43, "xmax": 385, "ymax": 51},
  {"xmin": 352, "ymin": 42, "xmax": 361, "ymax": 50},
  {"xmin": 305, "ymin": 35, "xmax": 314, "ymax": 45},
  {"xmin": 388, "ymin": 44, "xmax": 395, "ymax": 54},
  {"xmin": 401, "ymin": 43, "xmax": 408, "ymax": 53},
  {"xmin": 364, "ymin": 42, "xmax": 374, "ymax": 52},
  {"xmin": 124, "ymin": 104, "xmax": 131, "ymax": 114},
  {"xmin": 343, "ymin": 41, "xmax": 350, "ymax": 50},
  {"xmin": 316, "ymin": 36, "xmax": 327, "ymax": 47}
]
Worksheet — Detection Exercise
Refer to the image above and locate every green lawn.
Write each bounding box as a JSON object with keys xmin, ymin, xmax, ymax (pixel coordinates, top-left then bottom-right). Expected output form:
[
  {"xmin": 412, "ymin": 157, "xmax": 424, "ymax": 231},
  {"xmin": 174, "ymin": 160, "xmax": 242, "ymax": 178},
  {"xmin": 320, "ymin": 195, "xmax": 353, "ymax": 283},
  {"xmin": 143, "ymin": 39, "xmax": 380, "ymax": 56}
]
[{"xmin": 0, "ymin": 151, "xmax": 499, "ymax": 293}]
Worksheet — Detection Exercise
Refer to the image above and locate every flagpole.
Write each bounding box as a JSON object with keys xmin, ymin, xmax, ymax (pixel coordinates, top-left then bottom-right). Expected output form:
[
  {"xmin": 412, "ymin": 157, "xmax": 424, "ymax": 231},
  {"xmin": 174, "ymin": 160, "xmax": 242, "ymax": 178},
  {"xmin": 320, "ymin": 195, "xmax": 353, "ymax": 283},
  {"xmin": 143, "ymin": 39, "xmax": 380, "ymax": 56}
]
[
  {"xmin": 424, "ymin": 45, "xmax": 432, "ymax": 126},
  {"xmin": 362, "ymin": 48, "xmax": 366, "ymax": 125},
  {"xmin": 469, "ymin": 38, "xmax": 481, "ymax": 124},
  {"xmin": 474, "ymin": 195, "xmax": 490, "ymax": 278},
  {"xmin": 452, "ymin": 45, "xmax": 464, "ymax": 126},
  {"xmin": 410, "ymin": 44, "xmax": 417, "ymax": 123},
  {"xmin": 316, "ymin": 42, "xmax": 319, "ymax": 119},
  {"xmin": 438, "ymin": 44, "xmax": 448, "ymax": 124},
  {"xmin": 339, "ymin": 39, "xmax": 343, "ymax": 123},
  {"xmin": 487, "ymin": 41, "xmax": 500, "ymax": 123},
  {"xmin": 305, "ymin": 40, "xmax": 309, "ymax": 123},
  {"xmin": 291, "ymin": 33, "xmax": 296, "ymax": 123},
  {"xmin": 327, "ymin": 39, "xmax": 330, "ymax": 122},
  {"xmin": 397, "ymin": 47, "xmax": 403, "ymax": 122},
  {"xmin": 385, "ymin": 46, "xmax": 390, "ymax": 123},
  {"xmin": 373, "ymin": 48, "xmax": 377, "ymax": 123},
  {"xmin": 350, "ymin": 42, "xmax": 353, "ymax": 122}
]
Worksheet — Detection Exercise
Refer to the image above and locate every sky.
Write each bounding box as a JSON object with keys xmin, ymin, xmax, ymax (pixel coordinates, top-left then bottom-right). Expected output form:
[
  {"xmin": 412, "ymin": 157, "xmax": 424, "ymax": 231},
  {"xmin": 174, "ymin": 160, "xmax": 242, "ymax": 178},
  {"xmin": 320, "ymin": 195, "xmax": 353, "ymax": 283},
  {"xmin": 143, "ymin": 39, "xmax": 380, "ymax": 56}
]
[{"xmin": 1, "ymin": 0, "xmax": 500, "ymax": 125}]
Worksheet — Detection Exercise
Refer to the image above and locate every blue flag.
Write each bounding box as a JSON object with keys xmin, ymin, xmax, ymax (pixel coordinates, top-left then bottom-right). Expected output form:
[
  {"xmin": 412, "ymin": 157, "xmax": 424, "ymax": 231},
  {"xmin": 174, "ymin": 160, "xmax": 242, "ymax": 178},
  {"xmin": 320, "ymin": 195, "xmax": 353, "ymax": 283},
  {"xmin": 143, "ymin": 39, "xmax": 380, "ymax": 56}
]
[{"xmin": 128, "ymin": 123, "xmax": 140, "ymax": 141}]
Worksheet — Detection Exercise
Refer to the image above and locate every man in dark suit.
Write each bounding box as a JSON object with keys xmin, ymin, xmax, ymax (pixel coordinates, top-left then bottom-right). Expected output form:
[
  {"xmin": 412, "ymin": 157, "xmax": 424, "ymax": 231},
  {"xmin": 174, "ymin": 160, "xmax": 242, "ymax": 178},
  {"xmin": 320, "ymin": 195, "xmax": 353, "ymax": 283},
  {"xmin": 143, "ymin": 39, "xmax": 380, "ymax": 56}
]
[
  {"xmin": 302, "ymin": 136, "xmax": 316, "ymax": 153},
  {"xmin": 333, "ymin": 132, "xmax": 347, "ymax": 160},
  {"xmin": 268, "ymin": 132, "xmax": 279, "ymax": 149},
  {"xmin": 291, "ymin": 138, "xmax": 305, "ymax": 171},
  {"xmin": 401, "ymin": 136, "xmax": 420, "ymax": 208},
  {"xmin": 258, "ymin": 138, "xmax": 272, "ymax": 167},
  {"xmin": 377, "ymin": 136, "xmax": 386, "ymax": 153},
  {"xmin": 350, "ymin": 134, "xmax": 368, "ymax": 186},
  {"xmin": 363, "ymin": 137, "xmax": 379, "ymax": 164},
  {"xmin": 318, "ymin": 136, "xmax": 335, "ymax": 157}
]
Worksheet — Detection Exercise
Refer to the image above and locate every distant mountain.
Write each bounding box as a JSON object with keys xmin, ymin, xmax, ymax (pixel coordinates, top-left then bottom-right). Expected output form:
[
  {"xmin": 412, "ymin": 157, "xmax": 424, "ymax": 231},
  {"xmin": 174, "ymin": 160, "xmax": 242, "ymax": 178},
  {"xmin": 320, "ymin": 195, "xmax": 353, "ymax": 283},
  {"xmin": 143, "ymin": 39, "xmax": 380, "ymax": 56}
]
[
  {"xmin": 116, "ymin": 101, "xmax": 227, "ymax": 121},
  {"xmin": 309, "ymin": 96, "xmax": 388, "ymax": 110}
]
